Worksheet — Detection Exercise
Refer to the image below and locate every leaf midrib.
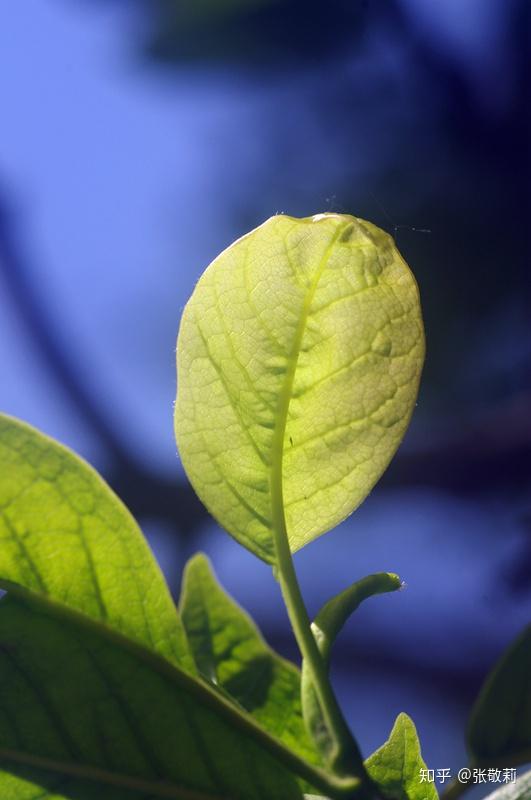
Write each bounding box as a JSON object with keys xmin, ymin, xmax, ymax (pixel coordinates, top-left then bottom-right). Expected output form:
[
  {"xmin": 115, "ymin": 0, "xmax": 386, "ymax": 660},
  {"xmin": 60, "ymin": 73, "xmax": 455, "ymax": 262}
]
[
  {"xmin": 0, "ymin": 745, "xmax": 222, "ymax": 800},
  {"xmin": 270, "ymin": 222, "xmax": 350, "ymax": 536}
]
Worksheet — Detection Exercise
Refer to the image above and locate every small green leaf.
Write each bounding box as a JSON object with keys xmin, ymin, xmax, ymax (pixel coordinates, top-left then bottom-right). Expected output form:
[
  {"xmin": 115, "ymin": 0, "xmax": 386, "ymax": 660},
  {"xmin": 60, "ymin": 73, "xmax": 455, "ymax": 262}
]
[
  {"xmin": 468, "ymin": 625, "xmax": 531, "ymax": 767},
  {"xmin": 175, "ymin": 214, "xmax": 425, "ymax": 562},
  {"xmin": 0, "ymin": 414, "xmax": 193, "ymax": 671},
  {"xmin": 309, "ymin": 573, "xmax": 403, "ymax": 666},
  {"xmin": 482, "ymin": 770, "xmax": 531, "ymax": 800},
  {"xmin": 365, "ymin": 713, "xmax": 437, "ymax": 800},
  {"xmin": 0, "ymin": 592, "xmax": 308, "ymax": 799},
  {"xmin": 301, "ymin": 574, "xmax": 402, "ymax": 763},
  {"xmin": 179, "ymin": 553, "xmax": 321, "ymax": 766}
]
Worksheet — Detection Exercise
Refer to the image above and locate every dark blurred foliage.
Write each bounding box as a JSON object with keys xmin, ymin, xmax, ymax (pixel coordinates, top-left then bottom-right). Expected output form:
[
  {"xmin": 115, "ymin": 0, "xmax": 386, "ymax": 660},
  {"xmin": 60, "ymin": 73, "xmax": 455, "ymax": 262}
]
[
  {"xmin": 145, "ymin": 0, "xmax": 531, "ymax": 417},
  {"xmin": 1, "ymin": 0, "xmax": 530, "ymax": 772},
  {"xmin": 146, "ymin": 0, "xmax": 368, "ymax": 64},
  {"xmin": 18, "ymin": 0, "xmax": 529, "ymax": 544}
]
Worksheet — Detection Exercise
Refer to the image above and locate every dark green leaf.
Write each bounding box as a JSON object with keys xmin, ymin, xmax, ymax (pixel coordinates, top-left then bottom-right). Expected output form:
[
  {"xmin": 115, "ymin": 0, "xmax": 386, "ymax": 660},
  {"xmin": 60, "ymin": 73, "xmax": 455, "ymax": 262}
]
[
  {"xmin": 365, "ymin": 713, "xmax": 437, "ymax": 800},
  {"xmin": 0, "ymin": 592, "xmax": 312, "ymax": 799},
  {"xmin": 301, "ymin": 573, "xmax": 401, "ymax": 763},
  {"xmin": 0, "ymin": 414, "xmax": 193, "ymax": 671},
  {"xmin": 468, "ymin": 625, "xmax": 531, "ymax": 767},
  {"xmin": 179, "ymin": 553, "xmax": 321, "ymax": 767}
]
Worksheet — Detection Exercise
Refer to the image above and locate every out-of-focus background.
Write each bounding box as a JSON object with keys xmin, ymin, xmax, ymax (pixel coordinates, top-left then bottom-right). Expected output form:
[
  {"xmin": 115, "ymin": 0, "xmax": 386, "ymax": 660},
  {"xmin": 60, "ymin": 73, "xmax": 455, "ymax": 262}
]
[{"xmin": 1, "ymin": 0, "xmax": 529, "ymax": 786}]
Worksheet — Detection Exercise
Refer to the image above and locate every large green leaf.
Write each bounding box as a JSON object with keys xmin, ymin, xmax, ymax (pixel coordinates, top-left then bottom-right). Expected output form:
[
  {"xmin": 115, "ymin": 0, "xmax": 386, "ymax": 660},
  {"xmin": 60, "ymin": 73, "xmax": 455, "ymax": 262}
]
[
  {"xmin": 179, "ymin": 553, "xmax": 321, "ymax": 766},
  {"xmin": 0, "ymin": 592, "xmax": 311, "ymax": 800},
  {"xmin": 365, "ymin": 713, "xmax": 437, "ymax": 800},
  {"xmin": 0, "ymin": 414, "xmax": 192, "ymax": 671},
  {"xmin": 301, "ymin": 574, "xmax": 402, "ymax": 763},
  {"xmin": 468, "ymin": 625, "xmax": 531, "ymax": 767},
  {"xmin": 175, "ymin": 213, "xmax": 425, "ymax": 562}
]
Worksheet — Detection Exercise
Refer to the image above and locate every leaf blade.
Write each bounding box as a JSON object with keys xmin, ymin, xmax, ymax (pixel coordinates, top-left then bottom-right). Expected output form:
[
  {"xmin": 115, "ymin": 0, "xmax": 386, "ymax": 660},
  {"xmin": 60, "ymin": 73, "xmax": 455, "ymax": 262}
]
[
  {"xmin": 365, "ymin": 713, "xmax": 437, "ymax": 800},
  {"xmin": 175, "ymin": 214, "xmax": 425, "ymax": 561},
  {"xmin": 0, "ymin": 413, "xmax": 192, "ymax": 671},
  {"xmin": 467, "ymin": 625, "xmax": 531, "ymax": 767},
  {"xmin": 0, "ymin": 592, "xmax": 308, "ymax": 800},
  {"xmin": 179, "ymin": 553, "xmax": 321, "ymax": 766}
]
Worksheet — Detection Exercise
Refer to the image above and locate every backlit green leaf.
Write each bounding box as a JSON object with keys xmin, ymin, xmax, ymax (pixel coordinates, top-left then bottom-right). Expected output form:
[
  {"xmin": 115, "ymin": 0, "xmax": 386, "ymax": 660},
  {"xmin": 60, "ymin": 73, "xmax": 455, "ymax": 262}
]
[
  {"xmin": 0, "ymin": 413, "xmax": 193, "ymax": 670},
  {"xmin": 365, "ymin": 713, "xmax": 437, "ymax": 800},
  {"xmin": 301, "ymin": 574, "xmax": 402, "ymax": 763},
  {"xmin": 0, "ymin": 592, "xmax": 306, "ymax": 800},
  {"xmin": 179, "ymin": 553, "xmax": 321, "ymax": 766},
  {"xmin": 175, "ymin": 214, "xmax": 425, "ymax": 562},
  {"xmin": 468, "ymin": 625, "xmax": 531, "ymax": 767}
]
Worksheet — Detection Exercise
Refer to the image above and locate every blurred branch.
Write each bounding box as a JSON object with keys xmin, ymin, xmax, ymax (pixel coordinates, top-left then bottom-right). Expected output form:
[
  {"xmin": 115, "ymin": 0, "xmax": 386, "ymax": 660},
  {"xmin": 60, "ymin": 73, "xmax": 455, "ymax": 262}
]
[
  {"xmin": 0, "ymin": 185, "xmax": 528, "ymax": 588},
  {"xmin": 385, "ymin": 394, "xmax": 531, "ymax": 493},
  {"xmin": 0, "ymin": 187, "xmax": 206, "ymax": 545},
  {"xmin": 144, "ymin": 0, "xmax": 368, "ymax": 66}
]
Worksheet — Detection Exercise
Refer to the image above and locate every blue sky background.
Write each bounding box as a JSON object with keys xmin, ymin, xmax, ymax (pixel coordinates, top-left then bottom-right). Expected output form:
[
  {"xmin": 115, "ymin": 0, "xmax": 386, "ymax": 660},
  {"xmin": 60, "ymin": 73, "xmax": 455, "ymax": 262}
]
[{"xmin": 1, "ymin": 0, "xmax": 529, "ymax": 783}]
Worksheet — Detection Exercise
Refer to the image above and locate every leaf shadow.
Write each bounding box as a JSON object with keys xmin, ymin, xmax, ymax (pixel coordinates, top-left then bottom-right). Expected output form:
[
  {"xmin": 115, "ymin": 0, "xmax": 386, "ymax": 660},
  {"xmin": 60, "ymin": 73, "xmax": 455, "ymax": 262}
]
[{"xmin": 223, "ymin": 654, "xmax": 274, "ymax": 713}]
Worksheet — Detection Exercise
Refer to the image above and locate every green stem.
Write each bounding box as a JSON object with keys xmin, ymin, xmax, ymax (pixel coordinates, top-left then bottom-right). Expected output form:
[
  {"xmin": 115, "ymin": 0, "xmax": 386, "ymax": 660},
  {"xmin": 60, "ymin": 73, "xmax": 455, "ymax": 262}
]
[
  {"xmin": 269, "ymin": 220, "xmax": 368, "ymax": 785},
  {"xmin": 270, "ymin": 461, "xmax": 366, "ymax": 782}
]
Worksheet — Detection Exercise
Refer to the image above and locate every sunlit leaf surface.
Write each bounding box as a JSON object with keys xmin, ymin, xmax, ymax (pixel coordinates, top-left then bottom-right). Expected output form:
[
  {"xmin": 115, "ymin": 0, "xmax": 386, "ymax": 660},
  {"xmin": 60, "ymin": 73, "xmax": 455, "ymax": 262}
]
[
  {"xmin": 365, "ymin": 713, "xmax": 437, "ymax": 800},
  {"xmin": 0, "ymin": 414, "xmax": 192, "ymax": 670},
  {"xmin": 176, "ymin": 214, "xmax": 424, "ymax": 561}
]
